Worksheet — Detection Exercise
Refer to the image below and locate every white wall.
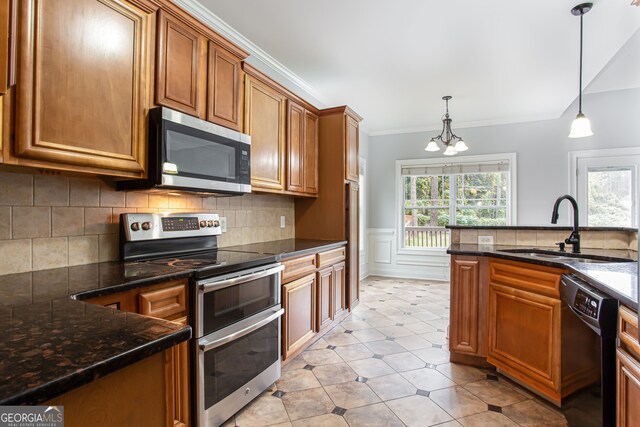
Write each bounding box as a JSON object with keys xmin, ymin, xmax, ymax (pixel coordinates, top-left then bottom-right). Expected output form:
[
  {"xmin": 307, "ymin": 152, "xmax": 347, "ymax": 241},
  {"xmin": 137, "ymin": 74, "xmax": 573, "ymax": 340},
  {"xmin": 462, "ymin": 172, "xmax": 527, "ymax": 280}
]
[
  {"xmin": 368, "ymin": 88, "xmax": 640, "ymax": 229},
  {"xmin": 365, "ymin": 88, "xmax": 640, "ymax": 280}
]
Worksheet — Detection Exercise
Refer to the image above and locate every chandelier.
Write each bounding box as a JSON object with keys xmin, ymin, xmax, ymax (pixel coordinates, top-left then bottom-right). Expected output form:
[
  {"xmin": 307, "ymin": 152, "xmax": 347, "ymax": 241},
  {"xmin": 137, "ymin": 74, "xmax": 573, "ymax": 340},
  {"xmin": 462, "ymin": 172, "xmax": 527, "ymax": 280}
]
[{"xmin": 425, "ymin": 96, "xmax": 468, "ymax": 156}]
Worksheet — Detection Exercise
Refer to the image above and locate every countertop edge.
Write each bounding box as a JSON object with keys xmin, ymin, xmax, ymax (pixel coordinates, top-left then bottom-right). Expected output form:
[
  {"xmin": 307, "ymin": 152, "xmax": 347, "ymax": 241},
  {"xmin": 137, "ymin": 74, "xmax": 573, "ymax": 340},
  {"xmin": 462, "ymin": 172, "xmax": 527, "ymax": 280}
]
[
  {"xmin": 447, "ymin": 247, "xmax": 638, "ymax": 310},
  {"xmin": 72, "ymin": 270, "xmax": 193, "ymax": 301},
  {"xmin": 276, "ymin": 240, "xmax": 348, "ymax": 260},
  {"xmin": 0, "ymin": 320, "xmax": 191, "ymax": 406}
]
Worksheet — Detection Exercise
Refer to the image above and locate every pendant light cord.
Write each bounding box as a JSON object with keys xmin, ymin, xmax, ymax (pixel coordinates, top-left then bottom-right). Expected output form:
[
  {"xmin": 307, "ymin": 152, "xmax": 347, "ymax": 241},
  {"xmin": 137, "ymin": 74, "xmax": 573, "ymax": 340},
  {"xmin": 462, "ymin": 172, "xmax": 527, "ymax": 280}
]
[{"xmin": 578, "ymin": 12, "xmax": 584, "ymax": 114}]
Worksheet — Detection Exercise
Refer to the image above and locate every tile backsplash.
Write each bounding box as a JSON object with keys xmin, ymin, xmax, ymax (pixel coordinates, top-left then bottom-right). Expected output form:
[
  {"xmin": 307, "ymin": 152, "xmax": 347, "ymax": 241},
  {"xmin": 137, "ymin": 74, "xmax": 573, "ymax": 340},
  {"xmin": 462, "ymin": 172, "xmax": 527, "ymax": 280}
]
[{"xmin": 0, "ymin": 170, "xmax": 295, "ymax": 275}]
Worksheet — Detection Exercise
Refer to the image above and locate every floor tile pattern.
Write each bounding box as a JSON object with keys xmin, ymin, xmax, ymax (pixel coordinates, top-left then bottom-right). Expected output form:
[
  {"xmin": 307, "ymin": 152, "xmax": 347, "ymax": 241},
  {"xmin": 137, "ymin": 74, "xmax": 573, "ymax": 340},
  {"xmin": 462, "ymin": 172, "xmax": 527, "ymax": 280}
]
[{"xmin": 223, "ymin": 276, "xmax": 569, "ymax": 426}]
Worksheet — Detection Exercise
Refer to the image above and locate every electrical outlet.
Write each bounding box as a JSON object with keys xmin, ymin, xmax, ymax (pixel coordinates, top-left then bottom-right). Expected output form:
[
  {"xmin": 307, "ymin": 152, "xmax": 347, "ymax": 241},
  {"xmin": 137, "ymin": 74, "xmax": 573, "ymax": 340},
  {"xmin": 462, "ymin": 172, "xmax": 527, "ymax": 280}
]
[
  {"xmin": 280, "ymin": 216, "xmax": 286, "ymax": 229},
  {"xmin": 220, "ymin": 217, "xmax": 227, "ymax": 233},
  {"xmin": 478, "ymin": 235, "xmax": 494, "ymax": 245}
]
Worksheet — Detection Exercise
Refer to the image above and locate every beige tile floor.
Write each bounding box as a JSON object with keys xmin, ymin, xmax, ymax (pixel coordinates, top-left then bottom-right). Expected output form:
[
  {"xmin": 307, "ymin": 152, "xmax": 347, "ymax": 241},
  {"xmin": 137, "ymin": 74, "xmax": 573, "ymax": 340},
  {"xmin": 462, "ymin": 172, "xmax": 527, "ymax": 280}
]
[{"xmin": 223, "ymin": 276, "xmax": 570, "ymax": 427}]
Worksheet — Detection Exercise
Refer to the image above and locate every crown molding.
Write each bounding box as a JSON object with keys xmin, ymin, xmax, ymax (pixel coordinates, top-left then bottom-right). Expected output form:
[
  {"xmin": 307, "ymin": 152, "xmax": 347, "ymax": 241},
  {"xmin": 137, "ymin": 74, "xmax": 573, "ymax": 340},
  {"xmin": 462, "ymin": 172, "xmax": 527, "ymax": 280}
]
[{"xmin": 172, "ymin": 0, "xmax": 329, "ymax": 108}]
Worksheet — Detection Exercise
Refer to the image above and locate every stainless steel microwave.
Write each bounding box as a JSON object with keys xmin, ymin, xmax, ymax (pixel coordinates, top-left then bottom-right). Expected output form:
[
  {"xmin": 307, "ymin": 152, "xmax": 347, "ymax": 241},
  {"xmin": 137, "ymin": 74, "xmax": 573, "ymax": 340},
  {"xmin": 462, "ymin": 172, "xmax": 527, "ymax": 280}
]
[{"xmin": 118, "ymin": 107, "xmax": 251, "ymax": 195}]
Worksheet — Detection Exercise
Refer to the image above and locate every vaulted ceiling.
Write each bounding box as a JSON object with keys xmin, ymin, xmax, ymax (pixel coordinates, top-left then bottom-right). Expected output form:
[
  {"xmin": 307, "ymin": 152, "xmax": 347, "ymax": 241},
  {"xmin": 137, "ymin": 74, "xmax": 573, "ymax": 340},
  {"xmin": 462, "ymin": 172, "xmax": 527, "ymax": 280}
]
[{"xmin": 190, "ymin": 0, "xmax": 640, "ymax": 135}]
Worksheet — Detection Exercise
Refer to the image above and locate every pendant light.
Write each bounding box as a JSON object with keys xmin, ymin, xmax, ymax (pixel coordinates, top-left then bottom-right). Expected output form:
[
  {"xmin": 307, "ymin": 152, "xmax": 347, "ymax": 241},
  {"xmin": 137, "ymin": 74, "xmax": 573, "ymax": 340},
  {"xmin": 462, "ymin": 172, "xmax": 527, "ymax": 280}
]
[
  {"xmin": 425, "ymin": 96, "xmax": 468, "ymax": 155},
  {"xmin": 568, "ymin": 3, "xmax": 594, "ymax": 138}
]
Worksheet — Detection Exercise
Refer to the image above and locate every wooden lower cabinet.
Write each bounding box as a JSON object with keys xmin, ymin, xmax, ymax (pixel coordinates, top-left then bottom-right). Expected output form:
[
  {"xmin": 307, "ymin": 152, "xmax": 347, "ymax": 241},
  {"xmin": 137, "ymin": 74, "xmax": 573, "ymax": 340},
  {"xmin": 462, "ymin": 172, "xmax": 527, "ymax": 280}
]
[
  {"xmin": 85, "ymin": 279, "xmax": 190, "ymax": 427},
  {"xmin": 47, "ymin": 352, "xmax": 168, "ymax": 427},
  {"xmin": 333, "ymin": 261, "xmax": 346, "ymax": 318},
  {"xmin": 282, "ymin": 273, "xmax": 316, "ymax": 360},
  {"xmin": 450, "ymin": 256, "xmax": 486, "ymax": 359},
  {"xmin": 488, "ymin": 282, "xmax": 562, "ymax": 401},
  {"xmin": 618, "ymin": 306, "xmax": 640, "ymax": 427},
  {"xmin": 317, "ymin": 267, "xmax": 333, "ymax": 332}
]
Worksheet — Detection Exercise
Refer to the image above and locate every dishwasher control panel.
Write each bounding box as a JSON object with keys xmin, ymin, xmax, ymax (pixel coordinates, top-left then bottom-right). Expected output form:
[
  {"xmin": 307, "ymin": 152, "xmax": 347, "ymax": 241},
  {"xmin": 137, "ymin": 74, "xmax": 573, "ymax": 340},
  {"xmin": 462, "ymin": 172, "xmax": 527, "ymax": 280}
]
[{"xmin": 574, "ymin": 289, "xmax": 599, "ymax": 319}]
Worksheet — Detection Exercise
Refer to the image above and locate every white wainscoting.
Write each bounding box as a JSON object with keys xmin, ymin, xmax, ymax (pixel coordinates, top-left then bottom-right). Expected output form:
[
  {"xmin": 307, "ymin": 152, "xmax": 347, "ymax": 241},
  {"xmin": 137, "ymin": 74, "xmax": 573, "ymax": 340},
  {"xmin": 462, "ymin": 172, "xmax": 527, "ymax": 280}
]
[{"xmin": 366, "ymin": 228, "xmax": 450, "ymax": 282}]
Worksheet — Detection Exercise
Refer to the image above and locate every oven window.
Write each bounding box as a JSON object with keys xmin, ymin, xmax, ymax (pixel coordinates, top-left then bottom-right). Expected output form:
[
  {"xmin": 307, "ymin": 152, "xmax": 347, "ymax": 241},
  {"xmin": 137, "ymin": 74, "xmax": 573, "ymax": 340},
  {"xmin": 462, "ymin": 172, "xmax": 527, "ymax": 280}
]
[
  {"xmin": 203, "ymin": 318, "xmax": 279, "ymax": 410},
  {"xmin": 166, "ymin": 129, "xmax": 236, "ymax": 180},
  {"xmin": 202, "ymin": 274, "xmax": 278, "ymax": 335}
]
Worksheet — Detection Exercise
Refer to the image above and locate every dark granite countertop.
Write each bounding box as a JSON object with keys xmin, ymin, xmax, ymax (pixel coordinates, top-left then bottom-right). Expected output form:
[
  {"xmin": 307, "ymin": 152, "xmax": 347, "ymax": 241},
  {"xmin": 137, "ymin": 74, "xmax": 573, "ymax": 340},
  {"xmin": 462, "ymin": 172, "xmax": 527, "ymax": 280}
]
[
  {"xmin": 0, "ymin": 238, "xmax": 347, "ymax": 405},
  {"xmin": 0, "ymin": 261, "xmax": 194, "ymax": 405},
  {"xmin": 448, "ymin": 244, "xmax": 638, "ymax": 309},
  {"xmin": 223, "ymin": 238, "xmax": 347, "ymax": 259},
  {"xmin": 446, "ymin": 225, "xmax": 637, "ymax": 232}
]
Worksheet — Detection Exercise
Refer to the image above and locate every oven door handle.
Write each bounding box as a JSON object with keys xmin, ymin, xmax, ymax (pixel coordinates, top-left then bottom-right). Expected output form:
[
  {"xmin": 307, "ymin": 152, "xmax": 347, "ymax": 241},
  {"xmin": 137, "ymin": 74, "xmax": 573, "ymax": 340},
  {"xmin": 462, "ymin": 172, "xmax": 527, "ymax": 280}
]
[
  {"xmin": 198, "ymin": 307, "xmax": 285, "ymax": 352},
  {"xmin": 199, "ymin": 264, "xmax": 284, "ymax": 293}
]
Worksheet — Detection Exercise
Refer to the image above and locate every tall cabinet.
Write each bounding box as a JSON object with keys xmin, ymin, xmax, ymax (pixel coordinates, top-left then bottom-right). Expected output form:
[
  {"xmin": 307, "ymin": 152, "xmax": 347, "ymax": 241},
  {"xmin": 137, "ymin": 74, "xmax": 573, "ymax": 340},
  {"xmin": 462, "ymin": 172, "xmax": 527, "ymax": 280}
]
[{"xmin": 295, "ymin": 106, "xmax": 362, "ymax": 309}]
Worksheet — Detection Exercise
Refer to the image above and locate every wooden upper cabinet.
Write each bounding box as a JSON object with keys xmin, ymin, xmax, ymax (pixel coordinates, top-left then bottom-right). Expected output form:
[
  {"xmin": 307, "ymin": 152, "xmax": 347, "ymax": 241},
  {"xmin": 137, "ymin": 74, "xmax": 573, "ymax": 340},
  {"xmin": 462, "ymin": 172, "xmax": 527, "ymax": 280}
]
[
  {"xmin": 345, "ymin": 114, "xmax": 359, "ymax": 182},
  {"xmin": 0, "ymin": 0, "xmax": 16, "ymax": 95},
  {"xmin": 206, "ymin": 41, "xmax": 242, "ymax": 130},
  {"xmin": 304, "ymin": 109, "xmax": 319, "ymax": 194},
  {"xmin": 286, "ymin": 100, "xmax": 318, "ymax": 195},
  {"xmin": 286, "ymin": 100, "xmax": 305, "ymax": 193},
  {"xmin": 12, "ymin": 0, "xmax": 155, "ymax": 177},
  {"xmin": 244, "ymin": 74, "xmax": 286, "ymax": 191},
  {"xmin": 156, "ymin": 10, "xmax": 205, "ymax": 118}
]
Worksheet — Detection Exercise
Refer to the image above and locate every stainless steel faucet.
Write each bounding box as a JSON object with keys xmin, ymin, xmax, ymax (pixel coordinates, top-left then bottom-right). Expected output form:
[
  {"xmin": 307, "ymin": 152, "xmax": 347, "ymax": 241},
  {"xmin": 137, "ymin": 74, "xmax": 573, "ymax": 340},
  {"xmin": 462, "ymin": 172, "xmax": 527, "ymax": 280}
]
[{"xmin": 551, "ymin": 195, "xmax": 581, "ymax": 254}]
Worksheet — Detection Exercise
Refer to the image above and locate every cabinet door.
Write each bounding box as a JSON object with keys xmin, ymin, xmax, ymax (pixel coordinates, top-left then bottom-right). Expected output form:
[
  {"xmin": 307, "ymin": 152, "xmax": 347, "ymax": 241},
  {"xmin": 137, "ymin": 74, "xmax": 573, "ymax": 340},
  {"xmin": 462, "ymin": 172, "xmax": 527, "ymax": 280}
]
[
  {"xmin": 156, "ymin": 10, "xmax": 205, "ymax": 118},
  {"xmin": 286, "ymin": 100, "xmax": 305, "ymax": 193},
  {"xmin": 166, "ymin": 316, "xmax": 190, "ymax": 427},
  {"xmin": 0, "ymin": 0, "xmax": 16, "ymax": 94},
  {"xmin": 345, "ymin": 114, "xmax": 359, "ymax": 182},
  {"xmin": 282, "ymin": 273, "xmax": 316, "ymax": 360},
  {"xmin": 14, "ymin": 0, "xmax": 153, "ymax": 177},
  {"xmin": 206, "ymin": 41, "xmax": 242, "ymax": 131},
  {"xmin": 488, "ymin": 282, "xmax": 561, "ymax": 401},
  {"xmin": 317, "ymin": 267, "xmax": 333, "ymax": 331},
  {"xmin": 304, "ymin": 109, "xmax": 319, "ymax": 194},
  {"xmin": 617, "ymin": 348, "xmax": 640, "ymax": 427},
  {"xmin": 333, "ymin": 261, "xmax": 346, "ymax": 318},
  {"xmin": 244, "ymin": 75, "xmax": 286, "ymax": 191},
  {"xmin": 450, "ymin": 257, "xmax": 482, "ymax": 355},
  {"xmin": 347, "ymin": 182, "xmax": 359, "ymax": 309}
]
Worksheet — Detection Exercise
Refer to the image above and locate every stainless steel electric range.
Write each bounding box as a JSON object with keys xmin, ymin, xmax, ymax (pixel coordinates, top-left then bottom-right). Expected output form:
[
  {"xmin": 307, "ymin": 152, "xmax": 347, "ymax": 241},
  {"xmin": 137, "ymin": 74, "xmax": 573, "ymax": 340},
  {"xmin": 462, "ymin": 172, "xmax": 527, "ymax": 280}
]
[{"xmin": 120, "ymin": 212, "xmax": 284, "ymax": 427}]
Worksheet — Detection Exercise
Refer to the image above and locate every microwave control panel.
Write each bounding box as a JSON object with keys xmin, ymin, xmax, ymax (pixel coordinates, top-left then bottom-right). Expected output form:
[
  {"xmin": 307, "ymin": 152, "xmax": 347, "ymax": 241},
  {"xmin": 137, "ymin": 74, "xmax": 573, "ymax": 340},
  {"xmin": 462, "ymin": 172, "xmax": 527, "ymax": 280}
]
[{"xmin": 240, "ymin": 149, "xmax": 250, "ymax": 177}]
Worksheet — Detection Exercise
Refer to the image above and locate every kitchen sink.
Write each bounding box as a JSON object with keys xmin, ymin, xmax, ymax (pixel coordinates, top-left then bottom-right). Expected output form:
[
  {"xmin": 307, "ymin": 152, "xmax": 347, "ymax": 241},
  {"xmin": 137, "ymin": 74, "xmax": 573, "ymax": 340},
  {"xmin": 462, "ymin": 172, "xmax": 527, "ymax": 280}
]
[{"xmin": 496, "ymin": 249, "xmax": 633, "ymax": 264}]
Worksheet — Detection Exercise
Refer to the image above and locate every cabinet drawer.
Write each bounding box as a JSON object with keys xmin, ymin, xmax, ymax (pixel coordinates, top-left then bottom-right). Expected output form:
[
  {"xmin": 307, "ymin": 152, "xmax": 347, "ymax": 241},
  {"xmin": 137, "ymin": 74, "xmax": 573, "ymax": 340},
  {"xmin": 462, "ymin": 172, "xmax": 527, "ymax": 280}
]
[
  {"xmin": 489, "ymin": 259, "xmax": 563, "ymax": 298},
  {"xmin": 139, "ymin": 283, "xmax": 187, "ymax": 320},
  {"xmin": 282, "ymin": 254, "xmax": 316, "ymax": 283},
  {"xmin": 317, "ymin": 247, "xmax": 346, "ymax": 268},
  {"xmin": 620, "ymin": 305, "xmax": 640, "ymax": 359}
]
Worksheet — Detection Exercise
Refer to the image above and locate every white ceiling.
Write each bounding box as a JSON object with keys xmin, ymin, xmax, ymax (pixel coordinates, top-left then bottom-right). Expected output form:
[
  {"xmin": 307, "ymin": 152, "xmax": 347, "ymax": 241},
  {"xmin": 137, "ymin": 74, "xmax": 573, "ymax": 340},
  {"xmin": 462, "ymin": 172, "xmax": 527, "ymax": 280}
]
[{"xmin": 192, "ymin": 0, "xmax": 640, "ymax": 135}]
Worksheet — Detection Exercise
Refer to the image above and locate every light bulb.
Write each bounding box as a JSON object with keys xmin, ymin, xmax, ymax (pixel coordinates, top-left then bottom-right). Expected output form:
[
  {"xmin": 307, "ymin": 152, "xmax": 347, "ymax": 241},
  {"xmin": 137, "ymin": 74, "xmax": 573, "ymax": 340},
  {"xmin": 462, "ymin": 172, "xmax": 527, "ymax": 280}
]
[
  {"xmin": 425, "ymin": 140, "xmax": 440, "ymax": 152},
  {"xmin": 443, "ymin": 145, "xmax": 457, "ymax": 156},
  {"xmin": 568, "ymin": 113, "xmax": 593, "ymax": 138},
  {"xmin": 454, "ymin": 139, "xmax": 468, "ymax": 152}
]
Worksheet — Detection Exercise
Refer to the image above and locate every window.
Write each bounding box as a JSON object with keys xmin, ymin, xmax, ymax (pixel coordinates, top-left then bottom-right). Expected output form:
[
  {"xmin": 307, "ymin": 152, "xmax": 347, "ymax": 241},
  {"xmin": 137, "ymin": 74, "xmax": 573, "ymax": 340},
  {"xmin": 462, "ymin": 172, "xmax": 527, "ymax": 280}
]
[
  {"xmin": 572, "ymin": 149, "xmax": 639, "ymax": 227},
  {"xmin": 398, "ymin": 154, "xmax": 515, "ymax": 249}
]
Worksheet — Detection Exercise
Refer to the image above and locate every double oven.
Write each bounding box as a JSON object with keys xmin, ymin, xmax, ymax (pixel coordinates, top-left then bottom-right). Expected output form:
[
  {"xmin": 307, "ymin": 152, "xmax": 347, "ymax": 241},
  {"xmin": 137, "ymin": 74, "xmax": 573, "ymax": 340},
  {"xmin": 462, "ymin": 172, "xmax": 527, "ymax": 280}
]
[
  {"xmin": 194, "ymin": 263, "xmax": 284, "ymax": 427},
  {"xmin": 119, "ymin": 213, "xmax": 284, "ymax": 427}
]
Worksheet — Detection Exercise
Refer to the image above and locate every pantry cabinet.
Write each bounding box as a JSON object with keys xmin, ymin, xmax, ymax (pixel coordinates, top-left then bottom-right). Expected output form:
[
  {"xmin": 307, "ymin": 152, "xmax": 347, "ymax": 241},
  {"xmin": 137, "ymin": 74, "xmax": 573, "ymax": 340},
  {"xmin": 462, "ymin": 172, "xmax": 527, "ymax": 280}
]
[
  {"xmin": 9, "ymin": 0, "xmax": 156, "ymax": 177},
  {"xmin": 85, "ymin": 279, "xmax": 190, "ymax": 427}
]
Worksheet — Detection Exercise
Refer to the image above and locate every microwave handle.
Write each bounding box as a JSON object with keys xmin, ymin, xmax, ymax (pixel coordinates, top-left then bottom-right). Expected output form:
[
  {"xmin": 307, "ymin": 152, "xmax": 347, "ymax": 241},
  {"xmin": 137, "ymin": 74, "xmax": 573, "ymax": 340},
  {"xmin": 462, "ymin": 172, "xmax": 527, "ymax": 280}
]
[
  {"xmin": 198, "ymin": 307, "xmax": 284, "ymax": 352},
  {"xmin": 199, "ymin": 264, "xmax": 284, "ymax": 293}
]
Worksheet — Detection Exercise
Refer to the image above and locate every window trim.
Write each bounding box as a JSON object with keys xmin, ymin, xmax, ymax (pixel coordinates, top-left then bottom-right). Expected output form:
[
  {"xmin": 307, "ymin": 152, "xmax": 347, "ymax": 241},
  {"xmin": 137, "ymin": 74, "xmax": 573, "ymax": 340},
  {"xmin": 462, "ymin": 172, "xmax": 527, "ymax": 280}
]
[
  {"xmin": 569, "ymin": 147, "xmax": 640, "ymax": 227},
  {"xmin": 395, "ymin": 153, "xmax": 517, "ymax": 254}
]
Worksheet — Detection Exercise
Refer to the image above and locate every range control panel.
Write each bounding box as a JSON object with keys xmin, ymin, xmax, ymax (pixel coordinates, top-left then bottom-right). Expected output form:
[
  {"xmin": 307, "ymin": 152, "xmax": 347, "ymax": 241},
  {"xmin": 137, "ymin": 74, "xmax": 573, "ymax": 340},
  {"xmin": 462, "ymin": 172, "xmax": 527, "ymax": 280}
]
[
  {"xmin": 573, "ymin": 289, "xmax": 599, "ymax": 319},
  {"xmin": 122, "ymin": 213, "xmax": 221, "ymax": 241}
]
